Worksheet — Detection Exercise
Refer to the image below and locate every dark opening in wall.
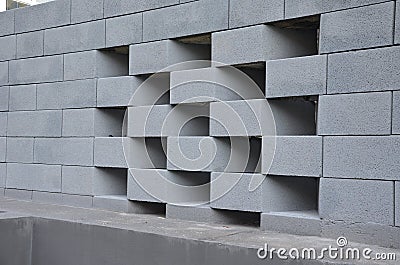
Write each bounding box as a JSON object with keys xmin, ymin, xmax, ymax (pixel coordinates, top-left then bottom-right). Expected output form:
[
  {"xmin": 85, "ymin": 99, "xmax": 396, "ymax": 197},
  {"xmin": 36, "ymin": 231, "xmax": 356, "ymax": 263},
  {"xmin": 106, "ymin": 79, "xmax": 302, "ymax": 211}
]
[
  {"xmin": 236, "ymin": 65, "xmax": 266, "ymax": 95},
  {"xmin": 94, "ymin": 108, "xmax": 126, "ymax": 137},
  {"xmin": 97, "ymin": 46, "xmax": 130, "ymax": 78},
  {"xmin": 211, "ymin": 209, "xmax": 261, "ymax": 227}
]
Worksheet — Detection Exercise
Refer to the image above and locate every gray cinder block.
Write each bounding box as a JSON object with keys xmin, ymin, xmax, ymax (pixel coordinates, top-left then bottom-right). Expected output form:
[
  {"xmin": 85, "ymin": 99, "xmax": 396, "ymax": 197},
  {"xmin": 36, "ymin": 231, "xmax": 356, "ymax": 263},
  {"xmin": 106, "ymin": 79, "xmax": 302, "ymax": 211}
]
[
  {"xmin": 128, "ymin": 169, "xmax": 161, "ymax": 203},
  {"xmin": 5, "ymin": 189, "xmax": 32, "ymax": 201},
  {"xmin": 212, "ymin": 25, "xmax": 317, "ymax": 66},
  {"xmin": 9, "ymin": 85, "xmax": 36, "ymax": 111},
  {"xmin": 0, "ymin": 61, "xmax": 8, "ymax": 86},
  {"xmin": 37, "ymin": 79, "xmax": 97, "ymax": 110},
  {"xmin": 320, "ymin": 2, "xmax": 394, "ymax": 53},
  {"xmin": 93, "ymin": 195, "xmax": 128, "ymax": 213},
  {"xmin": 106, "ymin": 13, "xmax": 142, "ymax": 47},
  {"xmin": 104, "ymin": 0, "xmax": 177, "ymax": 18},
  {"xmin": 34, "ymin": 138, "xmax": 94, "ymax": 166},
  {"xmin": 97, "ymin": 76, "xmax": 141, "ymax": 107},
  {"xmin": 396, "ymin": 182, "xmax": 399, "ymax": 227},
  {"xmin": 327, "ymin": 46, "xmax": 400, "ymax": 94},
  {"xmin": 210, "ymin": 98, "xmax": 315, "ymax": 136},
  {"xmin": 320, "ymin": 178, "xmax": 394, "ymax": 225},
  {"xmin": 7, "ymin": 110, "xmax": 62, "ymax": 137},
  {"xmin": 61, "ymin": 194, "xmax": 93, "ymax": 208},
  {"xmin": 0, "ymin": 113, "xmax": 6, "ymax": 137},
  {"xmin": 229, "ymin": 0, "xmax": 284, "ymax": 28},
  {"xmin": 0, "ymin": 163, "xmax": 5, "ymax": 188},
  {"xmin": 318, "ymin": 92, "xmax": 392, "ymax": 135},
  {"xmin": 127, "ymin": 104, "xmax": 209, "ymax": 137},
  {"xmin": 6, "ymin": 163, "xmax": 61, "ymax": 192},
  {"xmin": 62, "ymin": 108, "xmax": 124, "ymax": 137},
  {"xmin": 44, "ymin": 20, "xmax": 105, "ymax": 55},
  {"xmin": 210, "ymin": 172, "xmax": 262, "ymax": 212},
  {"xmin": 64, "ymin": 50, "xmax": 128, "ymax": 81},
  {"xmin": 0, "ymin": 35, "xmax": 16, "ymax": 61},
  {"xmin": 285, "ymin": 0, "xmax": 388, "ymax": 19},
  {"xmin": 0, "ymin": 86, "xmax": 9, "ymax": 111},
  {"xmin": 0, "ymin": 10, "xmax": 14, "ymax": 37},
  {"xmin": 143, "ymin": 0, "xmax": 228, "ymax": 41},
  {"xmin": 129, "ymin": 40, "xmax": 210, "ymax": 75},
  {"xmin": 16, "ymin": 31, "xmax": 44, "ymax": 59},
  {"xmin": 32, "ymin": 191, "xmax": 62, "ymax": 205},
  {"xmin": 266, "ymin": 55, "xmax": 327, "ymax": 98},
  {"xmin": 9, "ymin": 55, "xmax": 63, "ymax": 85},
  {"xmin": 6, "ymin": 138, "xmax": 34, "ymax": 163},
  {"xmin": 62, "ymin": 166, "xmax": 126, "ymax": 196},
  {"xmin": 71, "ymin": 0, "xmax": 104, "ymax": 24},
  {"xmin": 94, "ymin": 137, "xmax": 127, "ymax": 168},
  {"xmin": 261, "ymin": 211, "xmax": 321, "ymax": 236},
  {"xmin": 170, "ymin": 67, "xmax": 264, "ymax": 104},
  {"xmin": 125, "ymin": 138, "xmax": 167, "ymax": 169},
  {"xmin": 262, "ymin": 136, "xmax": 322, "ymax": 177},
  {"xmin": 262, "ymin": 176, "xmax": 318, "ymax": 213},
  {"xmin": 0, "ymin": 138, "xmax": 5, "ymax": 162},
  {"xmin": 323, "ymin": 136, "xmax": 400, "ymax": 180},
  {"xmin": 396, "ymin": 2, "xmax": 400, "ymax": 44},
  {"xmin": 14, "ymin": 0, "xmax": 71, "ymax": 33},
  {"xmin": 393, "ymin": 91, "xmax": 400, "ymax": 134}
]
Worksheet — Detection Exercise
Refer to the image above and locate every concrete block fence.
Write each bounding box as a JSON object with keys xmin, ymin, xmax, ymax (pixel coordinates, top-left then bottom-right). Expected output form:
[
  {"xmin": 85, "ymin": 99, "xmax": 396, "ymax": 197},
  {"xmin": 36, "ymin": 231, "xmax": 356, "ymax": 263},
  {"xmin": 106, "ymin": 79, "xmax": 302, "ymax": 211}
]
[{"xmin": 0, "ymin": 0, "xmax": 399, "ymax": 248}]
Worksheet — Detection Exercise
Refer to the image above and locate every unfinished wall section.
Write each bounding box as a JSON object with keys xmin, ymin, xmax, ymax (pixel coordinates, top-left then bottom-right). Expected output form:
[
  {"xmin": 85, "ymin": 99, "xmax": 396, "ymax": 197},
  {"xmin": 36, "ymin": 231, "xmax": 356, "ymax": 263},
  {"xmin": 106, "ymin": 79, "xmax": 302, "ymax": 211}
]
[{"xmin": 0, "ymin": 0, "xmax": 399, "ymax": 248}]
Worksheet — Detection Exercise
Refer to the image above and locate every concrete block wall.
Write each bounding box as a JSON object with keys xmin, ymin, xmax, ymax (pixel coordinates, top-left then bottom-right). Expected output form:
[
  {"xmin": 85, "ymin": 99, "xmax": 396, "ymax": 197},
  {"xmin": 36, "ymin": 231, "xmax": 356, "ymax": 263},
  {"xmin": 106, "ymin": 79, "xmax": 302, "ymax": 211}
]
[{"xmin": 0, "ymin": 0, "xmax": 399, "ymax": 248}]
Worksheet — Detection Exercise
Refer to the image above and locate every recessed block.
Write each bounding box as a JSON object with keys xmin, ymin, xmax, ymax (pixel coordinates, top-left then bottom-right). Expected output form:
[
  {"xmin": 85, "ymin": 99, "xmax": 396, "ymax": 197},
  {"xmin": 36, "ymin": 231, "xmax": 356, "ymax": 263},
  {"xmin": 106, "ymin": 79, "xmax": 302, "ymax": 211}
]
[
  {"xmin": 320, "ymin": 178, "xmax": 394, "ymax": 225},
  {"xmin": 6, "ymin": 138, "xmax": 34, "ymax": 163},
  {"xmin": 323, "ymin": 136, "xmax": 400, "ymax": 180},
  {"xmin": 318, "ymin": 92, "xmax": 392, "ymax": 135},
  {"xmin": 266, "ymin": 55, "xmax": 327, "ymax": 98},
  {"xmin": 106, "ymin": 13, "xmax": 142, "ymax": 47},
  {"xmin": 9, "ymin": 85, "xmax": 36, "ymax": 111},
  {"xmin": 16, "ymin": 31, "xmax": 44, "ymax": 59}
]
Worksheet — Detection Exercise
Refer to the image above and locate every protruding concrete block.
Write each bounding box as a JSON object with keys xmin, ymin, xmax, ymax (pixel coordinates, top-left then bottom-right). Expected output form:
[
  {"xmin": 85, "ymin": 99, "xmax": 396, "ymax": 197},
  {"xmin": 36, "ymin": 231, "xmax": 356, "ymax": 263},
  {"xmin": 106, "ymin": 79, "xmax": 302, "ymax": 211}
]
[
  {"xmin": 262, "ymin": 136, "xmax": 322, "ymax": 177},
  {"xmin": 104, "ymin": 0, "xmax": 178, "ymax": 18},
  {"xmin": 262, "ymin": 176, "xmax": 318, "ymax": 213},
  {"xmin": 229, "ymin": 0, "xmax": 284, "ymax": 28},
  {"xmin": 32, "ymin": 191, "xmax": 62, "ymax": 205},
  {"xmin": 7, "ymin": 110, "xmax": 62, "ymax": 137},
  {"xmin": 320, "ymin": 2, "xmax": 394, "ymax": 53},
  {"xmin": 9, "ymin": 85, "xmax": 36, "ymax": 111},
  {"xmin": 6, "ymin": 138, "xmax": 34, "ymax": 163},
  {"xmin": 62, "ymin": 166, "xmax": 126, "ymax": 196},
  {"xmin": 0, "ymin": 164, "xmax": 5, "ymax": 188},
  {"xmin": 0, "ymin": 113, "xmax": 6, "ymax": 137},
  {"xmin": 9, "ymin": 55, "xmax": 63, "ymax": 85},
  {"xmin": 37, "ymin": 79, "xmax": 96, "ymax": 110},
  {"xmin": 168, "ymin": 137, "xmax": 261, "ymax": 173},
  {"xmin": 324, "ymin": 136, "xmax": 400, "ymax": 180},
  {"xmin": 266, "ymin": 55, "xmax": 327, "ymax": 98},
  {"xmin": 170, "ymin": 67, "xmax": 264, "ymax": 104},
  {"xmin": 0, "ymin": 35, "xmax": 16, "ymax": 61},
  {"xmin": 327, "ymin": 46, "xmax": 400, "ymax": 94},
  {"xmin": 62, "ymin": 108, "xmax": 124, "ymax": 137},
  {"xmin": 34, "ymin": 138, "xmax": 94, "ymax": 166},
  {"xmin": 210, "ymin": 172, "xmax": 262, "ymax": 212},
  {"xmin": 261, "ymin": 211, "xmax": 321, "ymax": 236},
  {"xmin": 6, "ymin": 163, "xmax": 61, "ymax": 192},
  {"xmin": 71, "ymin": 0, "xmax": 103, "ymax": 24},
  {"xmin": 44, "ymin": 20, "xmax": 105, "ymax": 55},
  {"xmin": 396, "ymin": 182, "xmax": 399, "ymax": 227},
  {"xmin": 125, "ymin": 138, "xmax": 167, "ymax": 169},
  {"xmin": 106, "ymin": 13, "xmax": 142, "ymax": 47},
  {"xmin": 61, "ymin": 194, "xmax": 93, "ymax": 208},
  {"xmin": 5, "ymin": 189, "xmax": 32, "ymax": 201},
  {"xmin": 97, "ymin": 76, "xmax": 141, "ymax": 107},
  {"xmin": 285, "ymin": 0, "xmax": 388, "ymax": 19},
  {"xmin": 94, "ymin": 137, "xmax": 127, "ymax": 168},
  {"xmin": 393, "ymin": 91, "xmax": 400, "ymax": 135},
  {"xmin": 0, "ymin": 62, "xmax": 8, "ymax": 86},
  {"xmin": 0, "ymin": 138, "xmax": 5, "ymax": 162},
  {"xmin": 127, "ymin": 104, "xmax": 209, "ymax": 137},
  {"xmin": 64, "ymin": 50, "xmax": 128, "ymax": 81},
  {"xmin": 318, "ymin": 92, "xmax": 392, "ymax": 135},
  {"xmin": 0, "ymin": 86, "xmax": 9, "ymax": 111},
  {"xmin": 143, "ymin": 0, "xmax": 228, "ymax": 41},
  {"xmin": 212, "ymin": 25, "xmax": 317, "ymax": 66},
  {"xmin": 15, "ymin": 0, "xmax": 70, "ymax": 33},
  {"xmin": 0, "ymin": 10, "xmax": 14, "ymax": 37},
  {"xmin": 129, "ymin": 40, "xmax": 210, "ymax": 75},
  {"xmin": 210, "ymin": 99, "xmax": 315, "ymax": 136},
  {"xmin": 16, "ymin": 31, "xmax": 44, "ymax": 59},
  {"xmin": 320, "ymin": 178, "xmax": 394, "ymax": 225}
]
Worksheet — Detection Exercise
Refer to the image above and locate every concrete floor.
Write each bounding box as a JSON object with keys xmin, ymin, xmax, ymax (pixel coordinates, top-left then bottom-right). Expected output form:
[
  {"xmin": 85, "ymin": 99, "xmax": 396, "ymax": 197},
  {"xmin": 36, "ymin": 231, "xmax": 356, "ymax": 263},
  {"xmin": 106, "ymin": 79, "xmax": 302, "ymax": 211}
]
[{"xmin": 0, "ymin": 198, "xmax": 398, "ymax": 265}]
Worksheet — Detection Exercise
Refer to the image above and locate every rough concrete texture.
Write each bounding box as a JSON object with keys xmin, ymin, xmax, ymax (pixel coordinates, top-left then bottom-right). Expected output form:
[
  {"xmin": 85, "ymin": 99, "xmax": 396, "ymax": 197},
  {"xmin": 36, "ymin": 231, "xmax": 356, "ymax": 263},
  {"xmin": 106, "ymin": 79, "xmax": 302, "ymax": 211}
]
[
  {"xmin": 0, "ymin": 61, "xmax": 8, "ymax": 86},
  {"xmin": 0, "ymin": 163, "xmax": 5, "ymax": 188},
  {"xmin": 71, "ymin": 0, "xmax": 103, "ymax": 24},
  {"xmin": 320, "ymin": 178, "xmax": 394, "ymax": 225},
  {"xmin": 94, "ymin": 137, "xmax": 127, "ymax": 168},
  {"xmin": 320, "ymin": 2, "xmax": 394, "ymax": 53},
  {"xmin": 0, "ymin": 9, "xmax": 14, "ymax": 37},
  {"xmin": 323, "ymin": 136, "xmax": 400, "ymax": 180},
  {"xmin": 9, "ymin": 84, "xmax": 36, "ymax": 111},
  {"xmin": 106, "ymin": 13, "xmax": 142, "ymax": 47},
  {"xmin": 396, "ymin": 182, "xmax": 399, "ymax": 227},
  {"xmin": 97, "ymin": 76, "xmax": 141, "ymax": 107},
  {"xmin": 0, "ymin": 86, "xmax": 9, "ymax": 111},
  {"xmin": 393, "ymin": 91, "xmax": 400, "ymax": 134},
  {"xmin": 16, "ymin": 31, "xmax": 44, "ymax": 59},
  {"xmin": 0, "ymin": 138, "xmax": 5, "ymax": 162},
  {"xmin": 0, "ymin": 35, "xmax": 16, "ymax": 62},
  {"xmin": 6, "ymin": 138, "xmax": 34, "ymax": 163},
  {"xmin": 318, "ymin": 92, "xmax": 392, "ymax": 135}
]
